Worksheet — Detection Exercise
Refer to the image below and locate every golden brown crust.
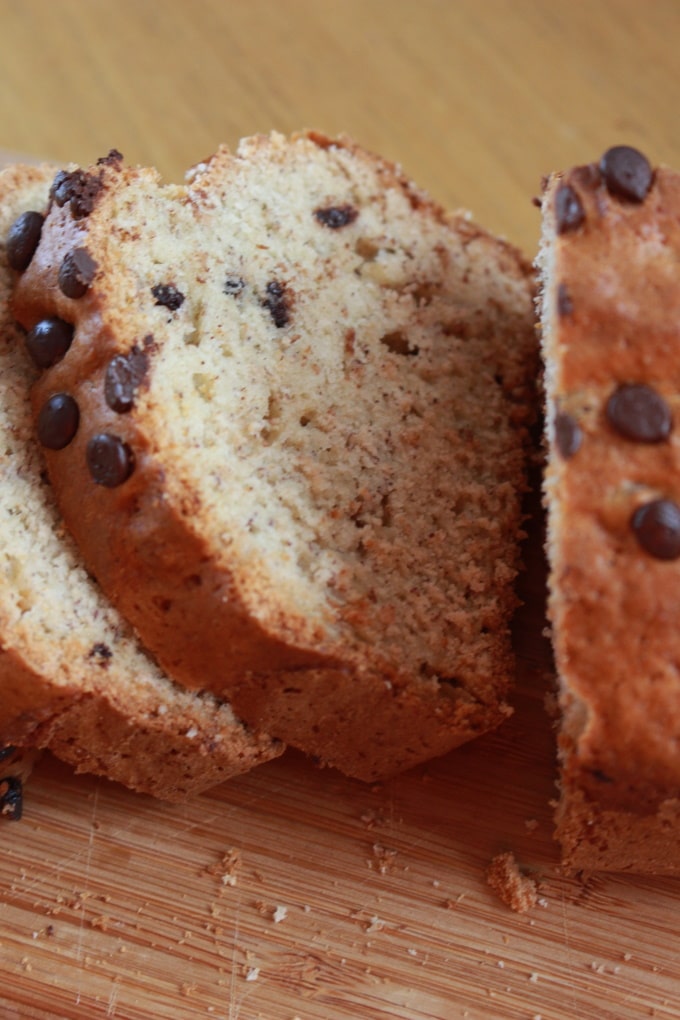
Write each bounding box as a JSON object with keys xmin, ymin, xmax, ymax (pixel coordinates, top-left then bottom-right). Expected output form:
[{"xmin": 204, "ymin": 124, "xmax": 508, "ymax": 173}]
[
  {"xmin": 539, "ymin": 152, "xmax": 680, "ymax": 871},
  {"xmin": 13, "ymin": 133, "xmax": 537, "ymax": 781}
]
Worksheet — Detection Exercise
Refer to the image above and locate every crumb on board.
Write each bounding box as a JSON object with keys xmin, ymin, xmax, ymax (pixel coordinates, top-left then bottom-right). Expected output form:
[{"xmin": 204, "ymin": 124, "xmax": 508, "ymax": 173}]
[
  {"xmin": 203, "ymin": 848, "xmax": 241, "ymax": 887},
  {"xmin": 487, "ymin": 851, "xmax": 538, "ymax": 913},
  {"xmin": 369, "ymin": 842, "xmax": 398, "ymax": 874}
]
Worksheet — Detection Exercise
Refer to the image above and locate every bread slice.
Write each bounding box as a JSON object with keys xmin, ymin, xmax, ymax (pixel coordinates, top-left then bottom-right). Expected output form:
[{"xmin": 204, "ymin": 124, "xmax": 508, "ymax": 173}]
[
  {"xmin": 538, "ymin": 146, "xmax": 680, "ymax": 873},
  {"xmin": 0, "ymin": 163, "xmax": 282, "ymax": 801},
  {"xmin": 12, "ymin": 133, "xmax": 538, "ymax": 781}
]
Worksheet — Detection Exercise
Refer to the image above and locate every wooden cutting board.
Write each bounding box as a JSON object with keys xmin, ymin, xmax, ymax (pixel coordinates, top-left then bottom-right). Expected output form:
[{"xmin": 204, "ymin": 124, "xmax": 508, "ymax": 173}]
[
  {"xmin": 1, "ymin": 483, "xmax": 678, "ymax": 1020},
  {"xmin": 2, "ymin": 0, "xmax": 680, "ymax": 1000}
]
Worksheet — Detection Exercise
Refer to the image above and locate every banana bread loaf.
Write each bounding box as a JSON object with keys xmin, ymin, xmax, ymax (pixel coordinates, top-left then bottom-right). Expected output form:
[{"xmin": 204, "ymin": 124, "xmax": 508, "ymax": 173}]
[
  {"xmin": 12, "ymin": 133, "xmax": 538, "ymax": 781},
  {"xmin": 538, "ymin": 145, "xmax": 680, "ymax": 873},
  {"xmin": 0, "ymin": 163, "xmax": 282, "ymax": 801}
]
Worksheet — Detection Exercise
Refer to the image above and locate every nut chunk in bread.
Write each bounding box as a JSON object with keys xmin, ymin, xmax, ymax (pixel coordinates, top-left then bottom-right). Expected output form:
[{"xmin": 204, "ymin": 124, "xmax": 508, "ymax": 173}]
[
  {"xmin": 12, "ymin": 132, "xmax": 537, "ymax": 781},
  {"xmin": 538, "ymin": 145, "xmax": 680, "ymax": 873},
  {"xmin": 0, "ymin": 164, "xmax": 281, "ymax": 802}
]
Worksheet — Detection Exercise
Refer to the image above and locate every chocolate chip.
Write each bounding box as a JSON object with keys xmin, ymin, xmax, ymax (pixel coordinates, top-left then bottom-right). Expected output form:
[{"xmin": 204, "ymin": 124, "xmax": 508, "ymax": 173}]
[
  {"xmin": 37, "ymin": 393, "xmax": 80, "ymax": 450},
  {"xmin": 605, "ymin": 383, "xmax": 671, "ymax": 443},
  {"xmin": 50, "ymin": 170, "xmax": 74, "ymax": 207},
  {"xmin": 89, "ymin": 641, "xmax": 113, "ymax": 666},
  {"xmin": 0, "ymin": 776, "xmax": 23, "ymax": 820},
  {"xmin": 6, "ymin": 211, "xmax": 44, "ymax": 271},
  {"xmin": 554, "ymin": 411, "xmax": 582, "ymax": 459},
  {"xmin": 151, "ymin": 283, "xmax": 184, "ymax": 311},
  {"xmin": 104, "ymin": 347, "xmax": 148, "ymax": 413},
  {"xmin": 557, "ymin": 283, "xmax": 574, "ymax": 317},
  {"xmin": 314, "ymin": 204, "xmax": 359, "ymax": 229},
  {"xmin": 554, "ymin": 183, "xmax": 585, "ymax": 234},
  {"xmin": 97, "ymin": 149, "xmax": 124, "ymax": 167},
  {"xmin": 631, "ymin": 499, "xmax": 680, "ymax": 560},
  {"xmin": 86, "ymin": 433, "xmax": 134, "ymax": 487},
  {"xmin": 223, "ymin": 274, "xmax": 245, "ymax": 296},
  {"xmin": 600, "ymin": 145, "xmax": 653, "ymax": 202},
  {"xmin": 25, "ymin": 317, "xmax": 75, "ymax": 369},
  {"xmin": 49, "ymin": 168, "xmax": 103, "ymax": 219},
  {"xmin": 263, "ymin": 280, "xmax": 291, "ymax": 328},
  {"xmin": 58, "ymin": 248, "xmax": 98, "ymax": 298},
  {"xmin": 71, "ymin": 173, "xmax": 104, "ymax": 219}
]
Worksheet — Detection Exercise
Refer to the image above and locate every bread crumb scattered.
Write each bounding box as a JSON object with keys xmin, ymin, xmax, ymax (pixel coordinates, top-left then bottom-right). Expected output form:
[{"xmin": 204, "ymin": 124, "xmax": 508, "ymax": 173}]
[
  {"xmin": 487, "ymin": 852, "xmax": 538, "ymax": 913},
  {"xmin": 89, "ymin": 915, "xmax": 111, "ymax": 931},
  {"xmin": 203, "ymin": 848, "xmax": 241, "ymax": 887},
  {"xmin": 255, "ymin": 901, "xmax": 288, "ymax": 923},
  {"xmin": 369, "ymin": 843, "xmax": 398, "ymax": 875}
]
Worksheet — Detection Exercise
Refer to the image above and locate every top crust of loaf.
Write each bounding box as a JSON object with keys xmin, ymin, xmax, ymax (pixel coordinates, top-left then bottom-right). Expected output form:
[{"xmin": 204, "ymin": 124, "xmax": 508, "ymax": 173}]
[
  {"xmin": 0, "ymin": 163, "xmax": 281, "ymax": 801},
  {"xmin": 12, "ymin": 132, "xmax": 538, "ymax": 780},
  {"xmin": 538, "ymin": 154, "xmax": 680, "ymax": 834}
]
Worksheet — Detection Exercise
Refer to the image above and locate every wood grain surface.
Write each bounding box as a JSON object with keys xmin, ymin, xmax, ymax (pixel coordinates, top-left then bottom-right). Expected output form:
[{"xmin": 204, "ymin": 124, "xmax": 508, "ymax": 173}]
[{"xmin": 1, "ymin": 2, "xmax": 680, "ymax": 1017}]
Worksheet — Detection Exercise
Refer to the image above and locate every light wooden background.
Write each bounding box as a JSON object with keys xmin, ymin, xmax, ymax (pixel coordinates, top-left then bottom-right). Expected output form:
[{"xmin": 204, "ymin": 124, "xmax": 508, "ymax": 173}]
[{"xmin": 1, "ymin": 2, "xmax": 680, "ymax": 1018}]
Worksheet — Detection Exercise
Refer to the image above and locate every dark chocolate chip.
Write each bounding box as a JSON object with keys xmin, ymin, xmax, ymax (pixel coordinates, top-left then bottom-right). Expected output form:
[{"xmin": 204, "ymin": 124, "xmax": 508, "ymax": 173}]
[
  {"xmin": 0, "ymin": 776, "xmax": 23, "ymax": 820},
  {"xmin": 314, "ymin": 204, "xmax": 359, "ymax": 229},
  {"xmin": 605, "ymin": 383, "xmax": 672, "ymax": 443},
  {"xmin": 70, "ymin": 173, "xmax": 103, "ymax": 219},
  {"xmin": 86, "ymin": 433, "xmax": 134, "ymax": 487},
  {"xmin": 263, "ymin": 280, "xmax": 291, "ymax": 328},
  {"xmin": 97, "ymin": 149, "xmax": 124, "ymax": 167},
  {"xmin": 50, "ymin": 170, "xmax": 74, "ymax": 207},
  {"xmin": 151, "ymin": 283, "xmax": 184, "ymax": 311},
  {"xmin": 631, "ymin": 499, "xmax": 680, "ymax": 560},
  {"xmin": 600, "ymin": 145, "xmax": 653, "ymax": 203},
  {"xmin": 104, "ymin": 347, "xmax": 149, "ymax": 413},
  {"xmin": 554, "ymin": 411, "xmax": 582, "ymax": 459},
  {"xmin": 6, "ymin": 211, "xmax": 44, "ymax": 271},
  {"xmin": 25, "ymin": 317, "xmax": 75, "ymax": 369},
  {"xmin": 58, "ymin": 247, "xmax": 98, "ymax": 298},
  {"xmin": 557, "ymin": 283, "xmax": 574, "ymax": 317},
  {"xmin": 554, "ymin": 183, "xmax": 585, "ymax": 234},
  {"xmin": 223, "ymin": 274, "xmax": 245, "ymax": 296},
  {"xmin": 0, "ymin": 746, "xmax": 16, "ymax": 763},
  {"xmin": 89, "ymin": 641, "xmax": 113, "ymax": 666},
  {"xmin": 37, "ymin": 393, "xmax": 80, "ymax": 450},
  {"xmin": 49, "ymin": 168, "xmax": 103, "ymax": 219}
]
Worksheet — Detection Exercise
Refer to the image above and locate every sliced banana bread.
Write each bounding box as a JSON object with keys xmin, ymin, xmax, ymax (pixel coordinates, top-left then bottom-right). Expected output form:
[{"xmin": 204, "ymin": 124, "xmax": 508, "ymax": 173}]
[
  {"xmin": 538, "ymin": 145, "xmax": 680, "ymax": 873},
  {"xmin": 0, "ymin": 163, "xmax": 281, "ymax": 801},
  {"xmin": 12, "ymin": 134, "xmax": 538, "ymax": 780}
]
